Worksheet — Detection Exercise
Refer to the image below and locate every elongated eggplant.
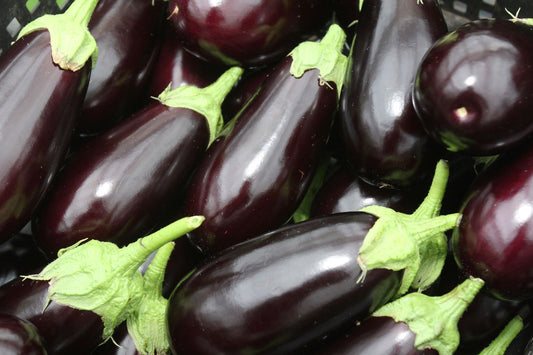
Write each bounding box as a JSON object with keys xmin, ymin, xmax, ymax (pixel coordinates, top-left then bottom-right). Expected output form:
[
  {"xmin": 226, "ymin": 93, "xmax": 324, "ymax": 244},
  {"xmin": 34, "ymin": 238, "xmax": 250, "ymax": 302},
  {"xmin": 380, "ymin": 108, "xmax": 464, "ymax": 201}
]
[
  {"xmin": 452, "ymin": 141, "xmax": 533, "ymax": 301},
  {"xmin": 183, "ymin": 24, "xmax": 346, "ymax": 254},
  {"xmin": 168, "ymin": 162, "xmax": 460, "ymax": 354},
  {"xmin": 166, "ymin": 0, "xmax": 332, "ymax": 67},
  {"xmin": 0, "ymin": 0, "xmax": 99, "ymax": 245},
  {"xmin": 413, "ymin": 18, "xmax": 533, "ymax": 156},
  {"xmin": 0, "ymin": 313, "xmax": 48, "ymax": 354},
  {"xmin": 32, "ymin": 67, "xmax": 242, "ymax": 257},
  {"xmin": 77, "ymin": 0, "xmax": 165, "ymax": 136},
  {"xmin": 339, "ymin": 0, "xmax": 447, "ymax": 189},
  {"xmin": 144, "ymin": 21, "xmax": 225, "ymax": 104},
  {"xmin": 312, "ymin": 277, "xmax": 484, "ymax": 355}
]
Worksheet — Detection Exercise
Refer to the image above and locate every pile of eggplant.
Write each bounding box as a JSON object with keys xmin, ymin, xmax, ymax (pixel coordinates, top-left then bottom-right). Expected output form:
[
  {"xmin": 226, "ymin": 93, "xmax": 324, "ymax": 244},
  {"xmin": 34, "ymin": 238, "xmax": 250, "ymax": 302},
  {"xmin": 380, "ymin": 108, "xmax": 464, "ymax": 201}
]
[{"xmin": 2, "ymin": 0, "xmax": 533, "ymax": 354}]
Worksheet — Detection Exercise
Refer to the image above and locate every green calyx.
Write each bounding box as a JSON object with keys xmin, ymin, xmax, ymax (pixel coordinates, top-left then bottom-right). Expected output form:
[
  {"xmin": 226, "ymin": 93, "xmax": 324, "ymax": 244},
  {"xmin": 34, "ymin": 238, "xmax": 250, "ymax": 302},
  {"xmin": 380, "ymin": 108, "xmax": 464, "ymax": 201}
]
[
  {"xmin": 506, "ymin": 8, "xmax": 533, "ymax": 26},
  {"xmin": 289, "ymin": 24, "xmax": 348, "ymax": 98},
  {"xmin": 479, "ymin": 315, "xmax": 524, "ymax": 355},
  {"xmin": 16, "ymin": 0, "xmax": 99, "ymax": 71},
  {"xmin": 157, "ymin": 66, "xmax": 243, "ymax": 145},
  {"xmin": 22, "ymin": 216, "xmax": 204, "ymax": 341},
  {"xmin": 373, "ymin": 277, "xmax": 485, "ymax": 355},
  {"xmin": 357, "ymin": 160, "xmax": 460, "ymax": 296},
  {"xmin": 127, "ymin": 242, "xmax": 175, "ymax": 355}
]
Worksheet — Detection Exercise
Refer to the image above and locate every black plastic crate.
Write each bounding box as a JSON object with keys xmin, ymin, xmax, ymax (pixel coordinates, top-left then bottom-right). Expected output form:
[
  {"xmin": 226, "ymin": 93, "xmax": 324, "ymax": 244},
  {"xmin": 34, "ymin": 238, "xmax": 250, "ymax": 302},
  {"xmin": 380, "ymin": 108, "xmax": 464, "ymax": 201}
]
[{"xmin": 0, "ymin": 0, "xmax": 532, "ymax": 55}]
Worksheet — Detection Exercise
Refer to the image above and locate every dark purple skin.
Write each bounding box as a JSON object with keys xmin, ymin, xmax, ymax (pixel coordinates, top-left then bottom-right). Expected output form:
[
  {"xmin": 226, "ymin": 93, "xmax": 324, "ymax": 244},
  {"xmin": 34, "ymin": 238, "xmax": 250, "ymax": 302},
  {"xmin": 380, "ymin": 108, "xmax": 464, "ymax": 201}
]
[
  {"xmin": 166, "ymin": 0, "xmax": 332, "ymax": 67},
  {"xmin": 310, "ymin": 163, "xmax": 426, "ymax": 218},
  {"xmin": 32, "ymin": 102, "xmax": 209, "ymax": 258},
  {"xmin": 413, "ymin": 19, "xmax": 533, "ymax": 156},
  {"xmin": 0, "ymin": 233, "xmax": 48, "ymax": 287},
  {"xmin": 144, "ymin": 21, "xmax": 225, "ymax": 104},
  {"xmin": 312, "ymin": 316, "xmax": 437, "ymax": 355},
  {"xmin": 76, "ymin": 0, "xmax": 165, "ymax": 136},
  {"xmin": 167, "ymin": 212, "xmax": 402, "ymax": 354},
  {"xmin": 0, "ymin": 278, "xmax": 104, "ymax": 355},
  {"xmin": 452, "ymin": 142, "xmax": 533, "ymax": 301},
  {"xmin": 183, "ymin": 59, "xmax": 338, "ymax": 255},
  {"xmin": 339, "ymin": 0, "xmax": 447, "ymax": 189},
  {"xmin": 0, "ymin": 313, "xmax": 48, "ymax": 355},
  {"xmin": 332, "ymin": 0, "xmax": 360, "ymax": 40},
  {"xmin": 0, "ymin": 30, "xmax": 91, "ymax": 245}
]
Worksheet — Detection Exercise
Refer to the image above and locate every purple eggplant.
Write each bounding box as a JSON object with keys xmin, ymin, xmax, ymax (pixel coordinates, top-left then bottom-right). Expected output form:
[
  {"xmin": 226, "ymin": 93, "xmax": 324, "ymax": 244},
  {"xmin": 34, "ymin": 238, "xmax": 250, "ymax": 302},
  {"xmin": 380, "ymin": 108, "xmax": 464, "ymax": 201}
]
[
  {"xmin": 339, "ymin": 0, "xmax": 447, "ymax": 189},
  {"xmin": 0, "ymin": 233, "xmax": 47, "ymax": 287},
  {"xmin": 0, "ymin": 0, "xmax": 100, "ymax": 244},
  {"xmin": 166, "ymin": 0, "xmax": 332, "ymax": 67},
  {"xmin": 413, "ymin": 18, "xmax": 533, "ymax": 155},
  {"xmin": 312, "ymin": 277, "xmax": 484, "ymax": 355},
  {"xmin": 310, "ymin": 163, "xmax": 426, "ymax": 218},
  {"xmin": 76, "ymin": 0, "xmax": 165, "ymax": 136},
  {"xmin": 31, "ymin": 67, "xmax": 242, "ymax": 257},
  {"xmin": 332, "ymin": 0, "xmax": 360, "ymax": 40},
  {"xmin": 144, "ymin": 21, "xmax": 225, "ymax": 103},
  {"xmin": 0, "ymin": 313, "xmax": 48, "ymax": 354},
  {"xmin": 0, "ymin": 278, "xmax": 104, "ymax": 354},
  {"xmin": 168, "ymin": 161, "xmax": 460, "ymax": 354},
  {"xmin": 452, "ymin": 141, "xmax": 533, "ymax": 301},
  {"xmin": 182, "ymin": 25, "xmax": 346, "ymax": 254}
]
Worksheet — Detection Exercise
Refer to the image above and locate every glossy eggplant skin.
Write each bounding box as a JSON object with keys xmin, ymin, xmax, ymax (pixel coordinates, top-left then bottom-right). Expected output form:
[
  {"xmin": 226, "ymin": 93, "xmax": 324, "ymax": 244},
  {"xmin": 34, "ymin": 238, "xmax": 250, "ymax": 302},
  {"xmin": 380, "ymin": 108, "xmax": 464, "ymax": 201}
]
[
  {"xmin": 413, "ymin": 19, "xmax": 533, "ymax": 155},
  {"xmin": 0, "ymin": 278, "xmax": 103, "ymax": 355},
  {"xmin": 168, "ymin": 212, "xmax": 402, "ymax": 354},
  {"xmin": 313, "ymin": 316, "xmax": 437, "ymax": 355},
  {"xmin": 167, "ymin": 0, "xmax": 332, "ymax": 67},
  {"xmin": 0, "ymin": 313, "xmax": 47, "ymax": 355},
  {"xmin": 144, "ymin": 21, "xmax": 225, "ymax": 103},
  {"xmin": 32, "ymin": 103, "xmax": 209, "ymax": 257},
  {"xmin": 183, "ymin": 59, "xmax": 338, "ymax": 254},
  {"xmin": 310, "ymin": 163, "xmax": 425, "ymax": 218},
  {"xmin": 339, "ymin": 0, "xmax": 447, "ymax": 189},
  {"xmin": 0, "ymin": 31, "xmax": 90, "ymax": 245},
  {"xmin": 0, "ymin": 233, "xmax": 47, "ymax": 287},
  {"xmin": 77, "ymin": 0, "xmax": 165, "ymax": 136},
  {"xmin": 452, "ymin": 143, "xmax": 533, "ymax": 301}
]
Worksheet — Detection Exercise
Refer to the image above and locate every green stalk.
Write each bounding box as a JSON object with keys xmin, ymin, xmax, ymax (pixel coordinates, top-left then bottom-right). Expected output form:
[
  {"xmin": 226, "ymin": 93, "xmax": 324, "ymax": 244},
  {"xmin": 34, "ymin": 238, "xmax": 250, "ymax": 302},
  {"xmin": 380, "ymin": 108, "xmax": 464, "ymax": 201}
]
[
  {"xmin": 127, "ymin": 242, "xmax": 176, "ymax": 355},
  {"xmin": 289, "ymin": 23, "xmax": 348, "ymax": 98},
  {"xmin": 16, "ymin": 0, "xmax": 100, "ymax": 71},
  {"xmin": 373, "ymin": 277, "xmax": 485, "ymax": 355},
  {"xmin": 157, "ymin": 66, "xmax": 244, "ymax": 145},
  {"xmin": 23, "ymin": 216, "xmax": 204, "ymax": 340},
  {"xmin": 479, "ymin": 315, "xmax": 524, "ymax": 355},
  {"xmin": 357, "ymin": 160, "xmax": 460, "ymax": 296}
]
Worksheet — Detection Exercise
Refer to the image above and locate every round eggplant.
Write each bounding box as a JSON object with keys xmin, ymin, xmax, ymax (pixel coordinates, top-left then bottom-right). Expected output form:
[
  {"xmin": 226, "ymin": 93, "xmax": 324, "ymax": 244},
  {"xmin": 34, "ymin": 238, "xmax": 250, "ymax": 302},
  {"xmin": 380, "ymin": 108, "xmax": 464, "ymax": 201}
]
[
  {"xmin": 413, "ymin": 18, "xmax": 533, "ymax": 155},
  {"xmin": 339, "ymin": 0, "xmax": 447, "ymax": 189},
  {"xmin": 166, "ymin": 0, "xmax": 332, "ymax": 67},
  {"xmin": 453, "ymin": 141, "xmax": 533, "ymax": 301}
]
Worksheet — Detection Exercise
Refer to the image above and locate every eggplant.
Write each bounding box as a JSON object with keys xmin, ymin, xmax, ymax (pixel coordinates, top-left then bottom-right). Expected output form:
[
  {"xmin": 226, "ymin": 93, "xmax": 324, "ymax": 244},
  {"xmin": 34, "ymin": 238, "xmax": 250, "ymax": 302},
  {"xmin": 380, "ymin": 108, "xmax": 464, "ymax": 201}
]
[
  {"xmin": 332, "ymin": 0, "xmax": 361, "ymax": 40},
  {"xmin": 339, "ymin": 0, "xmax": 447, "ymax": 189},
  {"xmin": 0, "ymin": 216, "xmax": 203, "ymax": 354},
  {"xmin": 144, "ymin": 21, "xmax": 225, "ymax": 104},
  {"xmin": 168, "ymin": 161, "xmax": 460, "ymax": 354},
  {"xmin": 413, "ymin": 18, "xmax": 533, "ymax": 155},
  {"xmin": 310, "ymin": 163, "xmax": 426, "ymax": 218},
  {"xmin": 312, "ymin": 277, "xmax": 484, "ymax": 355},
  {"xmin": 0, "ymin": 0, "xmax": 99, "ymax": 244},
  {"xmin": 0, "ymin": 233, "xmax": 47, "ymax": 287},
  {"xmin": 182, "ymin": 24, "xmax": 346, "ymax": 255},
  {"xmin": 166, "ymin": 0, "xmax": 332, "ymax": 67},
  {"xmin": 76, "ymin": 0, "xmax": 165, "ymax": 136},
  {"xmin": 452, "ymin": 141, "xmax": 533, "ymax": 301},
  {"xmin": 0, "ymin": 313, "xmax": 48, "ymax": 354},
  {"xmin": 0, "ymin": 278, "xmax": 104, "ymax": 354},
  {"xmin": 32, "ymin": 67, "xmax": 242, "ymax": 257}
]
